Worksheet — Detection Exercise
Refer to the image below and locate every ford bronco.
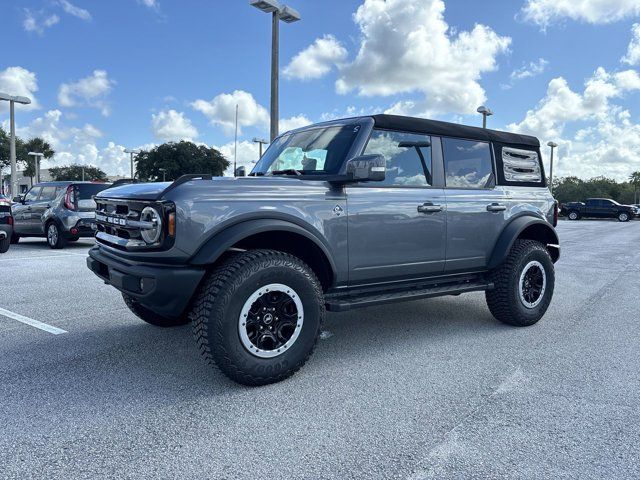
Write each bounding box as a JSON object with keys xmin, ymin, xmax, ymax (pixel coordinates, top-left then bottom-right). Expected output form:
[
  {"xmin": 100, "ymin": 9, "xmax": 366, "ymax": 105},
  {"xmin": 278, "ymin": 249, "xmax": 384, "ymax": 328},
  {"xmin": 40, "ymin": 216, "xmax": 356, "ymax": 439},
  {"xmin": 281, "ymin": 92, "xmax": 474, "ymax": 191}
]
[{"xmin": 87, "ymin": 115, "xmax": 560, "ymax": 386}]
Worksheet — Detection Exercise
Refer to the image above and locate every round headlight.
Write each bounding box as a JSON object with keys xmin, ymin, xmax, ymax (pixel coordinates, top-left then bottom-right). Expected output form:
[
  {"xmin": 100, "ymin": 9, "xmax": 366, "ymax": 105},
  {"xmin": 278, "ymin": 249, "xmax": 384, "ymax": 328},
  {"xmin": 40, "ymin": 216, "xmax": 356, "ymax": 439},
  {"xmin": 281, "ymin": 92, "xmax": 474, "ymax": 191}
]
[{"xmin": 140, "ymin": 207, "xmax": 162, "ymax": 244}]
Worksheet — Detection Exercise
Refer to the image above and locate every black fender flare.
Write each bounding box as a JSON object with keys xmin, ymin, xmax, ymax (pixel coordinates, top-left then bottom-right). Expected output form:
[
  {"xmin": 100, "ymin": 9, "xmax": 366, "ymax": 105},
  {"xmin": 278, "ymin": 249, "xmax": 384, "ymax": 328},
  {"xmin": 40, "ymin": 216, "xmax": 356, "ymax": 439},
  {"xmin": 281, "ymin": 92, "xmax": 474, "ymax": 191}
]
[
  {"xmin": 487, "ymin": 215, "xmax": 559, "ymax": 269},
  {"xmin": 189, "ymin": 217, "xmax": 338, "ymax": 277}
]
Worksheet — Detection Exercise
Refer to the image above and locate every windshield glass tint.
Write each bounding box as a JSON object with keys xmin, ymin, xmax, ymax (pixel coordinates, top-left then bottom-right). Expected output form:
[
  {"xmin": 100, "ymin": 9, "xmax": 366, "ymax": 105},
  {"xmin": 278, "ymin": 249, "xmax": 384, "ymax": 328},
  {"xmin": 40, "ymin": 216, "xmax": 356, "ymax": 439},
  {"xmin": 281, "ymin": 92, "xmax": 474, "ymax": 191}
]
[{"xmin": 252, "ymin": 125, "xmax": 360, "ymax": 175}]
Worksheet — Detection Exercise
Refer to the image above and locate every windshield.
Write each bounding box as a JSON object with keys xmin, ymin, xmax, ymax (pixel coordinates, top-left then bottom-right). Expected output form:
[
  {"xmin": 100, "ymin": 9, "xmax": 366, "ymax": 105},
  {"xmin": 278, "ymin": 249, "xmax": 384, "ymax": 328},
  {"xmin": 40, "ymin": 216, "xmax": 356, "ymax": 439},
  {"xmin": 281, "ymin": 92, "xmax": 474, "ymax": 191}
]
[{"xmin": 251, "ymin": 124, "xmax": 361, "ymax": 175}]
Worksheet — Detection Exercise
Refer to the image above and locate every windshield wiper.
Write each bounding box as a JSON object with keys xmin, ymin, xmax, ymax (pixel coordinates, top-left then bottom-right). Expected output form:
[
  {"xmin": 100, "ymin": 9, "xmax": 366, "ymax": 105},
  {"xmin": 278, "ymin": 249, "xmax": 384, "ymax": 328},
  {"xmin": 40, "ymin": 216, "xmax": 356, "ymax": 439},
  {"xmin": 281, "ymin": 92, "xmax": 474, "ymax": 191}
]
[{"xmin": 271, "ymin": 169, "xmax": 302, "ymax": 176}]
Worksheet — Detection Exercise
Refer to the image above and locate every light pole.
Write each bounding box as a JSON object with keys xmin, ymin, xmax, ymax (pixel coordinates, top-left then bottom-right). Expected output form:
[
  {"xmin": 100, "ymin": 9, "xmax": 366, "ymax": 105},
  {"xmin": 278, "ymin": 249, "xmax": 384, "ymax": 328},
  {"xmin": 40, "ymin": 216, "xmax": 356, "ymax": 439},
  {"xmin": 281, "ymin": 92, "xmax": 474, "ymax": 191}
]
[
  {"xmin": 27, "ymin": 152, "xmax": 44, "ymax": 184},
  {"xmin": 252, "ymin": 137, "xmax": 268, "ymax": 158},
  {"xmin": 124, "ymin": 149, "xmax": 140, "ymax": 179},
  {"xmin": 250, "ymin": 0, "xmax": 301, "ymax": 142},
  {"xmin": 477, "ymin": 106, "xmax": 493, "ymax": 129},
  {"xmin": 158, "ymin": 168, "xmax": 167, "ymax": 182},
  {"xmin": 547, "ymin": 141, "xmax": 558, "ymax": 194},
  {"xmin": 0, "ymin": 93, "xmax": 32, "ymax": 196}
]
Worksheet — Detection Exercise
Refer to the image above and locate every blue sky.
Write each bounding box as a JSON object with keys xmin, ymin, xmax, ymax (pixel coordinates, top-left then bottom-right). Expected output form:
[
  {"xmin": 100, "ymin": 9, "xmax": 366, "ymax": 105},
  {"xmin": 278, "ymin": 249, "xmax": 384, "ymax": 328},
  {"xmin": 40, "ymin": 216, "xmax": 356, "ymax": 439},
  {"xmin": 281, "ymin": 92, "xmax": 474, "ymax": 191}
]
[{"xmin": 2, "ymin": 0, "xmax": 640, "ymax": 179}]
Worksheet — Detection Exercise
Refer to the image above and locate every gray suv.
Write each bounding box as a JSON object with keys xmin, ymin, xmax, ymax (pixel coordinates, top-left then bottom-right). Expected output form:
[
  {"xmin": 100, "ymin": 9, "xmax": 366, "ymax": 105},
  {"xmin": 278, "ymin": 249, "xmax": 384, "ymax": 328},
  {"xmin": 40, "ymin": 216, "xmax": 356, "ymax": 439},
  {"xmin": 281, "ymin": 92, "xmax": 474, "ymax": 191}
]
[
  {"xmin": 87, "ymin": 115, "xmax": 560, "ymax": 385},
  {"xmin": 12, "ymin": 181, "xmax": 111, "ymax": 249}
]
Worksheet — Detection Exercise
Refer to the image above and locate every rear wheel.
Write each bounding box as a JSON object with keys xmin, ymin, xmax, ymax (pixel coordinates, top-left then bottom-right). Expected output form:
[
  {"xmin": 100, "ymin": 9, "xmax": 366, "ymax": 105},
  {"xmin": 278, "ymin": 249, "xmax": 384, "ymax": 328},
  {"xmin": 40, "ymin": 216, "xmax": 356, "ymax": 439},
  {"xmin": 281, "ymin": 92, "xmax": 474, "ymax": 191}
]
[
  {"xmin": 486, "ymin": 240, "xmax": 555, "ymax": 327},
  {"xmin": 46, "ymin": 222, "xmax": 67, "ymax": 249},
  {"xmin": 618, "ymin": 212, "xmax": 630, "ymax": 222},
  {"xmin": 122, "ymin": 293, "xmax": 189, "ymax": 327},
  {"xmin": 567, "ymin": 211, "xmax": 579, "ymax": 220},
  {"xmin": 190, "ymin": 249, "xmax": 324, "ymax": 386}
]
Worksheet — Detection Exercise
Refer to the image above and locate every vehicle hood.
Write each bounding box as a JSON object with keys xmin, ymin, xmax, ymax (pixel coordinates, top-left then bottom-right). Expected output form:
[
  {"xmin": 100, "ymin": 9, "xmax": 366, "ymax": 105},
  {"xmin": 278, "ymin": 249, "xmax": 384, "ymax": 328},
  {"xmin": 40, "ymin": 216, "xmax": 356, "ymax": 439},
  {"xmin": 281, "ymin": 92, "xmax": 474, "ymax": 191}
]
[{"xmin": 95, "ymin": 176, "xmax": 335, "ymax": 202}]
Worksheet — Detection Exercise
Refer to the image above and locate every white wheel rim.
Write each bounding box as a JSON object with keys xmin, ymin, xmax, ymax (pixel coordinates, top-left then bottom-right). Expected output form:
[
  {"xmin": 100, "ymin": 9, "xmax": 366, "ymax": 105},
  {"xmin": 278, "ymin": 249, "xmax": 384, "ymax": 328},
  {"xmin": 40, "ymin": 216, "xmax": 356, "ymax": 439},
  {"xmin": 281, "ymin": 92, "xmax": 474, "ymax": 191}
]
[
  {"xmin": 518, "ymin": 261, "xmax": 547, "ymax": 309},
  {"xmin": 569, "ymin": 213, "xmax": 577, "ymax": 220},
  {"xmin": 238, "ymin": 283, "xmax": 304, "ymax": 359},
  {"xmin": 620, "ymin": 214, "xmax": 628, "ymax": 221}
]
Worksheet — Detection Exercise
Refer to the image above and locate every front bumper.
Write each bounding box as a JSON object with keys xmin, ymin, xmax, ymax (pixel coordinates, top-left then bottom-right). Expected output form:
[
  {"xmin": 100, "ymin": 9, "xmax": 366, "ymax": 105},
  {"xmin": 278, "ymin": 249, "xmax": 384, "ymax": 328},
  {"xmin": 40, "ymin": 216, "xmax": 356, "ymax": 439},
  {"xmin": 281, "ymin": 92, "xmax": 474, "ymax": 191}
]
[{"xmin": 86, "ymin": 245, "xmax": 205, "ymax": 317}]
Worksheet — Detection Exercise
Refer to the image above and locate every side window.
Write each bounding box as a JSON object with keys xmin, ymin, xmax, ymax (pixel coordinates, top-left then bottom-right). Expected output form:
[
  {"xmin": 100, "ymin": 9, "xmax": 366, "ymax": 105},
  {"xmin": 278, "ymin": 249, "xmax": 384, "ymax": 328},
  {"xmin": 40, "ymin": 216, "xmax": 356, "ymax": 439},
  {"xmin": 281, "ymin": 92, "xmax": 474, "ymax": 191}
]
[
  {"xmin": 501, "ymin": 147, "xmax": 542, "ymax": 183},
  {"xmin": 364, "ymin": 130, "xmax": 432, "ymax": 186},
  {"xmin": 24, "ymin": 187, "xmax": 41, "ymax": 202},
  {"xmin": 38, "ymin": 186, "xmax": 57, "ymax": 201},
  {"xmin": 442, "ymin": 138, "xmax": 493, "ymax": 189}
]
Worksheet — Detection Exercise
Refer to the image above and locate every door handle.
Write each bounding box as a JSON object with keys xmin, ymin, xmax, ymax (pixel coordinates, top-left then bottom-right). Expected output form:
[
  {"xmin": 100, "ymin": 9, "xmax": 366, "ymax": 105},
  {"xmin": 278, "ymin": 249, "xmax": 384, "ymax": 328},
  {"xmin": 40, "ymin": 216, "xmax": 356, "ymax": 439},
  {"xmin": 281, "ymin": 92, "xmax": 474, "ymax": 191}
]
[
  {"xmin": 417, "ymin": 203, "xmax": 443, "ymax": 214},
  {"xmin": 486, "ymin": 203, "xmax": 507, "ymax": 212}
]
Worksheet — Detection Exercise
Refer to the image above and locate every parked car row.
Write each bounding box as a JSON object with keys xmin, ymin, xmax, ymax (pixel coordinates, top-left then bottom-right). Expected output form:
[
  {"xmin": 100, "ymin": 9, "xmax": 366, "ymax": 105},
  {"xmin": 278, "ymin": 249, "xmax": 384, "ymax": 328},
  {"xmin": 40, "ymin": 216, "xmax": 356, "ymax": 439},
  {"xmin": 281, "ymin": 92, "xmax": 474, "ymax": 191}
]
[
  {"xmin": 0, "ymin": 195, "xmax": 12, "ymax": 253},
  {"xmin": 560, "ymin": 198, "xmax": 638, "ymax": 222},
  {"xmin": 8, "ymin": 181, "xmax": 113, "ymax": 249}
]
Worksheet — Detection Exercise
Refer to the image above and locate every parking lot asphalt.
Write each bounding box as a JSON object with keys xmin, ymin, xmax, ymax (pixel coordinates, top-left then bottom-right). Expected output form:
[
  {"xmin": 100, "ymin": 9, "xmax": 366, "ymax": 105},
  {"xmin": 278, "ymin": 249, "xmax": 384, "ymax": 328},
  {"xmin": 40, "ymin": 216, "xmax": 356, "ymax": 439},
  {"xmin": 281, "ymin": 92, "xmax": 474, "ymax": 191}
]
[{"xmin": 1, "ymin": 220, "xmax": 639, "ymax": 479}]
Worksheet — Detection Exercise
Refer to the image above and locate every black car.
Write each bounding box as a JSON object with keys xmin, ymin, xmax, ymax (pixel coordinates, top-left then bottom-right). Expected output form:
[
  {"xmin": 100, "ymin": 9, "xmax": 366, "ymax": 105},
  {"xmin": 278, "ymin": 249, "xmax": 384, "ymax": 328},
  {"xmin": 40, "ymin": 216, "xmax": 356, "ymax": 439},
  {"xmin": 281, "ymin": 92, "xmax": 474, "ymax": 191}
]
[
  {"xmin": 11, "ymin": 181, "xmax": 112, "ymax": 248},
  {"xmin": 561, "ymin": 198, "xmax": 635, "ymax": 222}
]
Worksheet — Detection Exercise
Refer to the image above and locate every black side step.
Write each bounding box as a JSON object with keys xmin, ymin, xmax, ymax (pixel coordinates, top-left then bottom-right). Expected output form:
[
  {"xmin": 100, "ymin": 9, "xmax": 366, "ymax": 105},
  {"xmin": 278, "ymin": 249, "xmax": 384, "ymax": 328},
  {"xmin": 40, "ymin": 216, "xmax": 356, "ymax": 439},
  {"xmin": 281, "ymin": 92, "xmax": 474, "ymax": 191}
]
[{"xmin": 325, "ymin": 280, "xmax": 493, "ymax": 312}]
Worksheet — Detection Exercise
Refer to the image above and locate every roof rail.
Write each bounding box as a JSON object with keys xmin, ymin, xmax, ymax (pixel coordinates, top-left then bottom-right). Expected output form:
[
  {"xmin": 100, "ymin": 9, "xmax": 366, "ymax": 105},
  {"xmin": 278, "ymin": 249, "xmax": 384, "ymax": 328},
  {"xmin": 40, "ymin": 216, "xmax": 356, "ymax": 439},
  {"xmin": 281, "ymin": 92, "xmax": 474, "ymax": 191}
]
[{"xmin": 157, "ymin": 174, "xmax": 213, "ymax": 199}]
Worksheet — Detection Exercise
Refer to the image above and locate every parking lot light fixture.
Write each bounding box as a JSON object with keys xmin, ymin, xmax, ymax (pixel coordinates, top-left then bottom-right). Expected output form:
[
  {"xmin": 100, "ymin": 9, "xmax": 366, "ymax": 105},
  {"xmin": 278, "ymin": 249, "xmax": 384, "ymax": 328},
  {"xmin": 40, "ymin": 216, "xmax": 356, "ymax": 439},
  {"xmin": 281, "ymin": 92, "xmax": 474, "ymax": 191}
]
[
  {"xmin": 158, "ymin": 168, "xmax": 167, "ymax": 182},
  {"xmin": 547, "ymin": 141, "xmax": 558, "ymax": 194},
  {"xmin": 477, "ymin": 106, "xmax": 493, "ymax": 129},
  {"xmin": 27, "ymin": 152, "xmax": 45, "ymax": 184},
  {"xmin": 252, "ymin": 137, "xmax": 269, "ymax": 158},
  {"xmin": 0, "ymin": 92, "xmax": 32, "ymax": 196},
  {"xmin": 124, "ymin": 149, "xmax": 140, "ymax": 179},
  {"xmin": 250, "ymin": 0, "xmax": 301, "ymax": 142}
]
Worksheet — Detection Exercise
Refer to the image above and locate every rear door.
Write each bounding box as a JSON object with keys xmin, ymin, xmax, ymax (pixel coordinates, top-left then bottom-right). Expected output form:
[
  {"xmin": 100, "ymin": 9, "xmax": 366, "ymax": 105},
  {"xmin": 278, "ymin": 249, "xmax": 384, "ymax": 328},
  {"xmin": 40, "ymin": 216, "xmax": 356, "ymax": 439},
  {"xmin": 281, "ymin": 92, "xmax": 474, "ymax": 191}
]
[
  {"xmin": 347, "ymin": 129, "xmax": 447, "ymax": 285},
  {"xmin": 31, "ymin": 185, "xmax": 59, "ymax": 234},
  {"xmin": 442, "ymin": 137, "xmax": 507, "ymax": 272}
]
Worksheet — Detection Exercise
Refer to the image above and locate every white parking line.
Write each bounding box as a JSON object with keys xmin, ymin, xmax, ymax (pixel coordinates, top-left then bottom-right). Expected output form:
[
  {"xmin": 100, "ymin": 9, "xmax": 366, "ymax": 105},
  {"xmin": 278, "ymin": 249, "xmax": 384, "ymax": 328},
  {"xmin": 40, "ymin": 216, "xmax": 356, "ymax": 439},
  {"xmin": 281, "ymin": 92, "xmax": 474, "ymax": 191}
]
[
  {"xmin": 0, "ymin": 307, "xmax": 67, "ymax": 335},
  {"xmin": 0, "ymin": 253, "xmax": 87, "ymax": 261}
]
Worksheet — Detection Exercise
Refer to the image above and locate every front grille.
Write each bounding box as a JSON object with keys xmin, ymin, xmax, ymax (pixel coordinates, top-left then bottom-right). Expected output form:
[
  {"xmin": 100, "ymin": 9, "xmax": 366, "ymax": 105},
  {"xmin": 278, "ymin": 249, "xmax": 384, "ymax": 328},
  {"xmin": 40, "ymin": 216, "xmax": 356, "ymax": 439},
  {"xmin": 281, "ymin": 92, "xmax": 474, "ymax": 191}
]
[{"xmin": 95, "ymin": 198, "xmax": 151, "ymax": 248}]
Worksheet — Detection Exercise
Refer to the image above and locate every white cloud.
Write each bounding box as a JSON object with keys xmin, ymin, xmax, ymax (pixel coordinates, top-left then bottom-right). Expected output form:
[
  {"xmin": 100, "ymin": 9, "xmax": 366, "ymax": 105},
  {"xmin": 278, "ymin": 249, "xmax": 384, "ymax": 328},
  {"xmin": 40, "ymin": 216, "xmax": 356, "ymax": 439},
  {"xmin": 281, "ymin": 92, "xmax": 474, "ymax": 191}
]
[
  {"xmin": 215, "ymin": 140, "xmax": 262, "ymax": 176},
  {"xmin": 138, "ymin": 0, "xmax": 160, "ymax": 11},
  {"xmin": 334, "ymin": 0, "xmax": 511, "ymax": 116},
  {"xmin": 58, "ymin": 0, "xmax": 91, "ymax": 21},
  {"xmin": 623, "ymin": 23, "xmax": 640, "ymax": 65},
  {"xmin": 23, "ymin": 9, "xmax": 60, "ymax": 35},
  {"xmin": 283, "ymin": 35, "xmax": 348, "ymax": 80},
  {"xmin": 0, "ymin": 66, "xmax": 40, "ymax": 111},
  {"xmin": 511, "ymin": 58, "xmax": 548, "ymax": 81},
  {"xmin": 58, "ymin": 70, "xmax": 115, "ymax": 116},
  {"xmin": 521, "ymin": 0, "xmax": 640, "ymax": 28},
  {"xmin": 5, "ymin": 109, "xmax": 130, "ymax": 176},
  {"xmin": 191, "ymin": 90, "xmax": 269, "ymax": 135},
  {"xmin": 279, "ymin": 115, "xmax": 312, "ymax": 133},
  {"xmin": 508, "ymin": 68, "xmax": 640, "ymax": 181},
  {"xmin": 151, "ymin": 109, "xmax": 198, "ymax": 142}
]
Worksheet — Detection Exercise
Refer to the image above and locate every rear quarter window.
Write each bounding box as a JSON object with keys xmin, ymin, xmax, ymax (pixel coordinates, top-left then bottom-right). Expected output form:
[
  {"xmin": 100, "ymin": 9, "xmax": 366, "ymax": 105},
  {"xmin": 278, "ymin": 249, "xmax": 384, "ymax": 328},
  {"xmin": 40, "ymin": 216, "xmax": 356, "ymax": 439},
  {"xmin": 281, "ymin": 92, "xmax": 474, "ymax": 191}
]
[{"xmin": 494, "ymin": 143, "xmax": 545, "ymax": 187}]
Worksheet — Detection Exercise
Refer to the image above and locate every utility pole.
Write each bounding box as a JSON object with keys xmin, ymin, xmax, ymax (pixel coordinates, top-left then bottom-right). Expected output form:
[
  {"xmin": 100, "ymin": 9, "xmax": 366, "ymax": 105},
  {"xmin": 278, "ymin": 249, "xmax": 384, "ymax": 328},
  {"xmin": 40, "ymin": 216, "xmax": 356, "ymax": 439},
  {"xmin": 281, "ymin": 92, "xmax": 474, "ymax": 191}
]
[
  {"xmin": 547, "ymin": 141, "xmax": 558, "ymax": 194},
  {"xmin": 0, "ymin": 93, "xmax": 32, "ymax": 196},
  {"xmin": 234, "ymin": 104, "xmax": 239, "ymax": 176},
  {"xmin": 124, "ymin": 149, "xmax": 140, "ymax": 179},
  {"xmin": 250, "ymin": 1, "xmax": 301, "ymax": 142}
]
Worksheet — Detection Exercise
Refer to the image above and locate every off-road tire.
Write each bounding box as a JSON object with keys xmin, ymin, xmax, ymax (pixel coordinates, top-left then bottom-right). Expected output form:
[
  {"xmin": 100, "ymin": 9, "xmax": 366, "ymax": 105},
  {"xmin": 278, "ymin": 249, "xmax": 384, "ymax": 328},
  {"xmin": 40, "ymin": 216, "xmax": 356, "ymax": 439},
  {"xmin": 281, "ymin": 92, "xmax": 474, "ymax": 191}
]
[
  {"xmin": 191, "ymin": 249, "xmax": 324, "ymax": 386},
  {"xmin": 122, "ymin": 293, "xmax": 189, "ymax": 327},
  {"xmin": 46, "ymin": 222, "xmax": 67, "ymax": 249},
  {"xmin": 486, "ymin": 239, "xmax": 554, "ymax": 327},
  {"xmin": 10, "ymin": 233, "xmax": 19, "ymax": 244},
  {"xmin": 617, "ymin": 212, "xmax": 630, "ymax": 222},
  {"xmin": 0, "ymin": 236, "xmax": 10, "ymax": 253},
  {"xmin": 567, "ymin": 211, "xmax": 579, "ymax": 220}
]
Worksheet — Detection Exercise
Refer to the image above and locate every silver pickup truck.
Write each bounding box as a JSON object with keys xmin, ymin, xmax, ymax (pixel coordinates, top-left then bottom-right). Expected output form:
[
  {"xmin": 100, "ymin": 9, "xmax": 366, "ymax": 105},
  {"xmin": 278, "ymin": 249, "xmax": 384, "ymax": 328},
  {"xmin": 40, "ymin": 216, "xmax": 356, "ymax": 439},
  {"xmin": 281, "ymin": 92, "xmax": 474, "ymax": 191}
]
[{"xmin": 87, "ymin": 114, "xmax": 560, "ymax": 385}]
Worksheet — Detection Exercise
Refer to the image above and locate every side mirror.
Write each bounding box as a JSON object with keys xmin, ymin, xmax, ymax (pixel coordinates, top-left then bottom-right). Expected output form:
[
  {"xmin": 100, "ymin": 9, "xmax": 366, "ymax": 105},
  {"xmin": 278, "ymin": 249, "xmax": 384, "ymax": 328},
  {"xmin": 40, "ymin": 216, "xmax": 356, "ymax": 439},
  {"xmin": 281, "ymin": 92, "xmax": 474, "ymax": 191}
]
[
  {"xmin": 12, "ymin": 195, "xmax": 24, "ymax": 203},
  {"xmin": 346, "ymin": 154, "xmax": 386, "ymax": 182},
  {"xmin": 235, "ymin": 166, "xmax": 246, "ymax": 177}
]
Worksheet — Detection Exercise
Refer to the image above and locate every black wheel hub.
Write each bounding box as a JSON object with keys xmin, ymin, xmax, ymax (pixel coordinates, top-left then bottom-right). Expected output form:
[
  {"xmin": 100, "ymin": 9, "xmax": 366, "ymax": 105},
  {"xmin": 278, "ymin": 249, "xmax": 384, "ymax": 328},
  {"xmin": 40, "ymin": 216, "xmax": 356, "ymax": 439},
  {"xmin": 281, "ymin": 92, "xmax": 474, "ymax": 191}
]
[
  {"xmin": 245, "ymin": 290, "xmax": 299, "ymax": 352},
  {"xmin": 521, "ymin": 266, "xmax": 544, "ymax": 304}
]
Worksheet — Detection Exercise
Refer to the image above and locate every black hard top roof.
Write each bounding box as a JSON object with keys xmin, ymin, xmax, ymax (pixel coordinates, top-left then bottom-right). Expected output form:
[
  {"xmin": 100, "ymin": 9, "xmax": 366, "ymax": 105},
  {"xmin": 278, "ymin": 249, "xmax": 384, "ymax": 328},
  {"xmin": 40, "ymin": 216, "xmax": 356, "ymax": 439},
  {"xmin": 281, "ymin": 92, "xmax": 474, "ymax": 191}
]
[{"xmin": 371, "ymin": 114, "xmax": 540, "ymax": 148}]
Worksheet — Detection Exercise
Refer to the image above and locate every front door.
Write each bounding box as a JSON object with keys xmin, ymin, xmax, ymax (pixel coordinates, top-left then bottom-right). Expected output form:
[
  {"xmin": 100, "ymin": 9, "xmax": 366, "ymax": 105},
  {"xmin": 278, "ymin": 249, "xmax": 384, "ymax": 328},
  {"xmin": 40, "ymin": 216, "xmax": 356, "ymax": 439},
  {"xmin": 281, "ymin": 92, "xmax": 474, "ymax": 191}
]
[
  {"xmin": 347, "ymin": 129, "xmax": 446, "ymax": 285},
  {"xmin": 12, "ymin": 186, "xmax": 41, "ymax": 235}
]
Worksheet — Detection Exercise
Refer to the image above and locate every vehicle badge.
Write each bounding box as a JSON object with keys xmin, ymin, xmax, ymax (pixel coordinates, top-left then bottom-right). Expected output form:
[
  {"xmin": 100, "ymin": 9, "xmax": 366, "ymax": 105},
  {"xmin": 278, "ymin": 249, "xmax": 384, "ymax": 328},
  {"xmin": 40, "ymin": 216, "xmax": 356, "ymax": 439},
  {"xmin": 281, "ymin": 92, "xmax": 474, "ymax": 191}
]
[{"xmin": 333, "ymin": 205, "xmax": 343, "ymax": 216}]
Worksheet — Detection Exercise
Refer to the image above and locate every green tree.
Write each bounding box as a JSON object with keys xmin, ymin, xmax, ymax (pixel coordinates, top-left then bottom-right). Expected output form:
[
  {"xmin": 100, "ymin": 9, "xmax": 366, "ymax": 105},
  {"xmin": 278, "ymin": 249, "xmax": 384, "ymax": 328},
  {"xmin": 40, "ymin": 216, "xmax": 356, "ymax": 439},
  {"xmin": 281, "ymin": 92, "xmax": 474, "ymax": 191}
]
[
  {"xmin": 134, "ymin": 141, "xmax": 229, "ymax": 181},
  {"xmin": 49, "ymin": 165, "xmax": 108, "ymax": 182},
  {"xmin": 22, "ymin": 137, "xmax": 55, "ymax": 183},
  {"xmin": 0, "ymin": 127, "xmax": 26, "ymax": 170},
  {"xmin": 630, "ymin": 171, "xmax": 640, "ymax": 204}
]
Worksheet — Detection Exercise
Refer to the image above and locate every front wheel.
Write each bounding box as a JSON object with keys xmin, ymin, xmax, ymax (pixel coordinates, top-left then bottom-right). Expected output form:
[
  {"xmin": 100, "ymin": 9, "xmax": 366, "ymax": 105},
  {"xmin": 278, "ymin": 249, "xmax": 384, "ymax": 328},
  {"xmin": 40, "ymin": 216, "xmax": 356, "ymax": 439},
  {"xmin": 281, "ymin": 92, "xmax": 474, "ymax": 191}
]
[
  {"xmin": 486, "ymin": 240, "xmax": 555, "ymax": 327},
  {"xmin": 567, "ymin": 211, "xmax": 579, "ymax": 220},
  {"xmin": 122, "ymin": 294, "xmax": 189, "ymax": 327},
  {"xmin": 618, "ymin": 212, "xmax": 630, "ymax": 222},
  {"xmin": 190, "ymin": 249, "xmax": 324, "ymax": 386},
  {"xmin": 46, "ymin": 222, "xmax": 67, "ymax": 249}
]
